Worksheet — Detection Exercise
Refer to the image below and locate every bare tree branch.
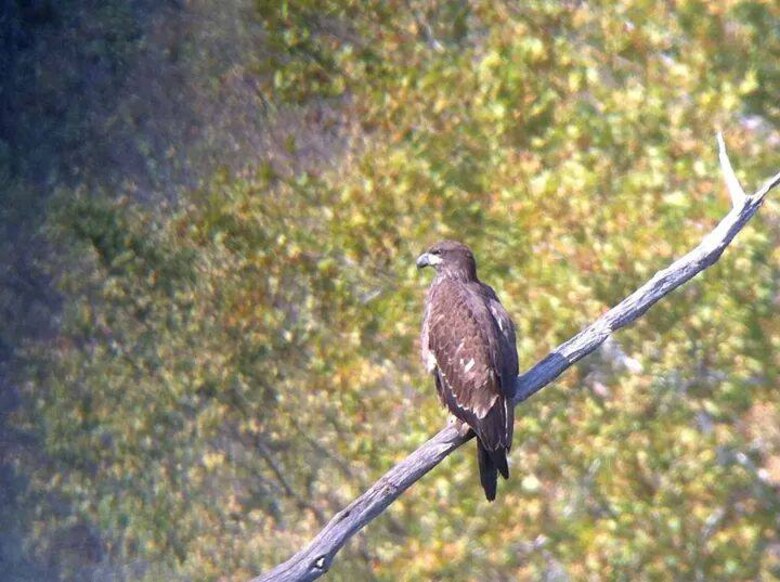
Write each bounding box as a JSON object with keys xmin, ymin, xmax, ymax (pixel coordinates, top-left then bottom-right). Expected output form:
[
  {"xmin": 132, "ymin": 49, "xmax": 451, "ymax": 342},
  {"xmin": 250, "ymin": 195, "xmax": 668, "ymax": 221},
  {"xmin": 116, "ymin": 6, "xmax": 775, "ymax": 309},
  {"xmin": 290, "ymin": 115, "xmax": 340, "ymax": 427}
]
[
  {"xmin": 252, "ymin": 138, "xmax": 780, "ymax": 582},
  {"xmin": 717, "ymin": 132, "xmax": 746, "ymax": 206}
]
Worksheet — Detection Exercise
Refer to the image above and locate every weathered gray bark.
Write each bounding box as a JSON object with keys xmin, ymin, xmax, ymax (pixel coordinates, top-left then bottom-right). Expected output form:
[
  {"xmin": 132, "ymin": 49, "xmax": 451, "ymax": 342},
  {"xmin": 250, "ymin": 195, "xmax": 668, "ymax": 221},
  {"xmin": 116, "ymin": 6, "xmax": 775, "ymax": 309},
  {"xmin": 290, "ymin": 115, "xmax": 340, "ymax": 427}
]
[{"xmin": 253, "ymin": 137, "xmax": 780, "ymax": 582}]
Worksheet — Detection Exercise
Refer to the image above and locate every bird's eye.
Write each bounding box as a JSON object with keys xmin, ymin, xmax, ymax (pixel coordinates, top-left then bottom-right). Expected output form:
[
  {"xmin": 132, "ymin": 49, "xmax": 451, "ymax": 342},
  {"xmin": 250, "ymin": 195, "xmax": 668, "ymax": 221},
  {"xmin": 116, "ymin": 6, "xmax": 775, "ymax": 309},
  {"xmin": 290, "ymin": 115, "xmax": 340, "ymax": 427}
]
[{"xmin": 430, "ymin": 249, "xmax": 441, "ymax": 256}]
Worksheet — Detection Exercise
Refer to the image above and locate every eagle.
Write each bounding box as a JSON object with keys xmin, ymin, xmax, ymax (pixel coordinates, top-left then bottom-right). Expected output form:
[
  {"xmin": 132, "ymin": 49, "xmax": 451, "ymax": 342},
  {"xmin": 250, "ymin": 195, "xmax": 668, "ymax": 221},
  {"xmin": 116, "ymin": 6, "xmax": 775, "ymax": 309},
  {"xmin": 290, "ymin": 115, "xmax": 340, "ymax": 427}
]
[{"xmin": 417, "ymin": 240, "xmax": 518, "ymax": 501}]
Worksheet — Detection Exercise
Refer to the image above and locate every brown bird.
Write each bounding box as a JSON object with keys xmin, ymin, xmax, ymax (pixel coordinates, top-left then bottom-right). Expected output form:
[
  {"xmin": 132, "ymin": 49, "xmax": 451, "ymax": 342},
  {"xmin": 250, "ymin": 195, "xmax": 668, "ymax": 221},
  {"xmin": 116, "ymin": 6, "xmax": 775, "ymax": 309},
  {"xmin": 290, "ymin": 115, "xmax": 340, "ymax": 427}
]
[{"xmin": 417, "ymin": 240, "xmax": 518, "ymax": 501}]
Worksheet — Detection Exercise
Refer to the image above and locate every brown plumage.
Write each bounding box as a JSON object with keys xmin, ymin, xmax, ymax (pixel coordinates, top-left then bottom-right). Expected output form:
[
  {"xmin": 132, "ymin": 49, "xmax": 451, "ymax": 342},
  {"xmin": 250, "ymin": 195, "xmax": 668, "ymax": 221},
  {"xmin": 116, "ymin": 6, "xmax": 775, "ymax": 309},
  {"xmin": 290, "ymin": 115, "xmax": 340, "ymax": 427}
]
[{"xmin": 417, "ymin": 240, "xmax": 518, "ymax": 501}]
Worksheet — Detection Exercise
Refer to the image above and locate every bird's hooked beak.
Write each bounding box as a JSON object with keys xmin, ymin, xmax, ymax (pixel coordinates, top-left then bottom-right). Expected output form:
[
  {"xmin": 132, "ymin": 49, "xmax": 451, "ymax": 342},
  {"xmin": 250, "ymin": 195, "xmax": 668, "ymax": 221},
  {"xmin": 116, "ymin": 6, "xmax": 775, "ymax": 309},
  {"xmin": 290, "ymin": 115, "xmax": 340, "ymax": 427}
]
[{"xmin": 416, "ymin": 252, "xmax": 442, "ymax": 270}]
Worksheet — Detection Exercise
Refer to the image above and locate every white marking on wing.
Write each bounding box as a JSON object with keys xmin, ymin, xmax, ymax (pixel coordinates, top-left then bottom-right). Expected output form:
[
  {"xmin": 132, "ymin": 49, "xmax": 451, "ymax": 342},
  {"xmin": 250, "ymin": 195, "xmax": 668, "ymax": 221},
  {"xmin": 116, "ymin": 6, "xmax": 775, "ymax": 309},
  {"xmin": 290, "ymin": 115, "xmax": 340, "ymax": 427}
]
[
  {"xmin": 440, "ymin": 368, "xmax": 498, "ymax": 417},
  {"xmin": 474, "ymin": 394, "xmax": 498, "ymax": 418},
  {"xmin": 424, "ymin": 350, "xmax": 437, "ymax": 373},
  {"xmin": 464, "ymin": 358, "xmax": 475, "ymax": 373},
  {"xmin": 489, "ymin": 303, "xmax": 506, "ymax": 332}
]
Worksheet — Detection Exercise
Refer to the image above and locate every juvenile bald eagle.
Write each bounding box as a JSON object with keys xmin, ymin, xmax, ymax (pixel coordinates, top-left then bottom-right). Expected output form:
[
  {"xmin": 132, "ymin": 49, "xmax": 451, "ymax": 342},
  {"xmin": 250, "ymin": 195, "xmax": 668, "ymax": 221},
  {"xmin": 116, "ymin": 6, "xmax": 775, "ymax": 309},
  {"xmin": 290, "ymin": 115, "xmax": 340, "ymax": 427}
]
[{"xmin": 417, "ymin": 240, "xmax": 518, "ymax": 501}]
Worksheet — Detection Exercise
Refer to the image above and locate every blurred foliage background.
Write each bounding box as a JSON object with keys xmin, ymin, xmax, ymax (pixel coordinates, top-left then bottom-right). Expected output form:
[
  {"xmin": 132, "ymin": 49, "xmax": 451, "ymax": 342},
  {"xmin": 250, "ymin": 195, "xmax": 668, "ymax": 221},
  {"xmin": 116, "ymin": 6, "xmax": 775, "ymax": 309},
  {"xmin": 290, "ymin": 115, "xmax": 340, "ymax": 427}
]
[{"xmin": 1, "ymin": 0, "xmax": 779, "ymax": 580}]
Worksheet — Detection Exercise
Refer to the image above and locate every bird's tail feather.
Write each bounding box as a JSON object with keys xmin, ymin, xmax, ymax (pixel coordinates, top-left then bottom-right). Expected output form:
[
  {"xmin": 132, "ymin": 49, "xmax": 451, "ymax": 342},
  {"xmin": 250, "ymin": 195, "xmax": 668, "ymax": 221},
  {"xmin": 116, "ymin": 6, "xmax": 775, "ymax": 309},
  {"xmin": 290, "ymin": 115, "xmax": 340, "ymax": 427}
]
[
  {"xmin": 477, "ymin": 441, "xmax": 506, "ymax": 502},
  {"xmin": 493, "ymin": 447, "xmax": 509, "ymax": 480}
]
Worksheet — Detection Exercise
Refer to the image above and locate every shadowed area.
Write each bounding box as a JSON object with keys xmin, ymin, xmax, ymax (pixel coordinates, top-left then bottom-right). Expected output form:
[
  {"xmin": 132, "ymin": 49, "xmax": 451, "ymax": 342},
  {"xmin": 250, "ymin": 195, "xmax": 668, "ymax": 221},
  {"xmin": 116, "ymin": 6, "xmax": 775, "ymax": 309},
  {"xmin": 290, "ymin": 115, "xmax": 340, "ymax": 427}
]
[{"xmin": 1, "ymin": 1, "xmax": 349, "ymax": 579}]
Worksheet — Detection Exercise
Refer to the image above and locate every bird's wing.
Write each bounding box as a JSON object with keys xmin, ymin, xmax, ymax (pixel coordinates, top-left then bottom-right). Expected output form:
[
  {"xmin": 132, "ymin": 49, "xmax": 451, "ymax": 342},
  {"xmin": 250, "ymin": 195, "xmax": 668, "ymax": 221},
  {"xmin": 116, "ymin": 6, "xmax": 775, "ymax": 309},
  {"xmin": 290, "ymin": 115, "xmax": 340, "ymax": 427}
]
[
  {"xmin": 425, "ymin": 279, "xmax": 511, "ymax": 451},
  {"xmin": 480, "ymin": 283, "xmax": 519, "ymax": 392}
]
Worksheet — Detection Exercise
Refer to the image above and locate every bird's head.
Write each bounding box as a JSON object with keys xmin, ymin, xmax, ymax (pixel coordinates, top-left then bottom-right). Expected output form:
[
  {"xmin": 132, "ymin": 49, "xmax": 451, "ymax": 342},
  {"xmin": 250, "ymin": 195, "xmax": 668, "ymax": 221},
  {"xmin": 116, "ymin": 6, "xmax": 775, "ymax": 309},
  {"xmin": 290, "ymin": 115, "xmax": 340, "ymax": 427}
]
[{"xmin": 416, "ymin": 240, "xmax": 477, "ymax": 281}]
